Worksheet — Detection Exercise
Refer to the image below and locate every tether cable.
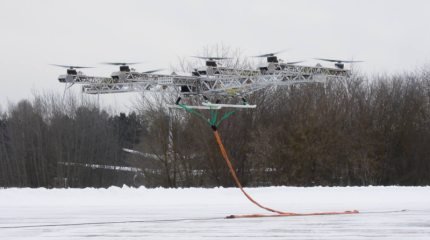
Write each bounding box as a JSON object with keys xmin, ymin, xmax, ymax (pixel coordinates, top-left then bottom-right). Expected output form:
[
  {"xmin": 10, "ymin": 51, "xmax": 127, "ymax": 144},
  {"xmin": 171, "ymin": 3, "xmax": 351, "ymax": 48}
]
[
  {"xmin": 0, "ymin": 210, "xmax": 409, "ymax": 229},
  {"xmin": 0, "ymin": 217, "xmax": 224, "ymax": 229},
  {"xmin": 214, "ymin": 130, "xmax": 359, "ymax": 219},
  {"xmin": 214, "ymin": 130, "xmax": 285, "ymax": 215},
  {"xmin": 1, "ymin": 208, "xmax": 407, "ymax": 229}
]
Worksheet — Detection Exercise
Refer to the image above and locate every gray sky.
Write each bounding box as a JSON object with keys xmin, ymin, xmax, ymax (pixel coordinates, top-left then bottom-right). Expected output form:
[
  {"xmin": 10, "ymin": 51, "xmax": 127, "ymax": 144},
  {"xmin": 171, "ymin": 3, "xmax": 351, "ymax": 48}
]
[{"xmin": 1, "ymin": 0, "xmax": 429, "ymax": 111}]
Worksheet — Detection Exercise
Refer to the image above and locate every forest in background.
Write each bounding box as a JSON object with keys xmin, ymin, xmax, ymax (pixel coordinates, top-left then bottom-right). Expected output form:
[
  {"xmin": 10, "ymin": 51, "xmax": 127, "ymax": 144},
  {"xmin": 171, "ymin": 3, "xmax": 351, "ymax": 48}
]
[{"xmin": 1, "ymin": 65, "xmax": 429, "ymax": 188}]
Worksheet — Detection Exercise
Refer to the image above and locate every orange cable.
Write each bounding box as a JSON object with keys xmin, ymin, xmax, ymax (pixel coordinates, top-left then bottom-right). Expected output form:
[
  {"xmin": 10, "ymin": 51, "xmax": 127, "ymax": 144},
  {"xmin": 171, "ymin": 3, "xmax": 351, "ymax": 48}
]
[{"xmin": 213, "ymin": 130, "xmax": 359, "ymax": 219}]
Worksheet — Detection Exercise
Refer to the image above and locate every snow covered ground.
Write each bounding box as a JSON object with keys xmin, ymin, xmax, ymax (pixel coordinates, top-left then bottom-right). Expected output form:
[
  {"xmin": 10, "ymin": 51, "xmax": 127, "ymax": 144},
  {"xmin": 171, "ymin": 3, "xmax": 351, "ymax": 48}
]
[{"xmin": 0, "ymin": 186, "xmax": 429, "ymax": 239}]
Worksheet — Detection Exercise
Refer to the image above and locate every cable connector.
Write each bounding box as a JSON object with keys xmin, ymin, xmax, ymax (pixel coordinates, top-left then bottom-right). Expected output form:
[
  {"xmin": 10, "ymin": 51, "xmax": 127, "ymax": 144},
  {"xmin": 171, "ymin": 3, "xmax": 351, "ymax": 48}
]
[
  {"xmin": 175, "ymin": 97, "xmax": 182, "ymax": 105},
  {"xmin": 211, "ymin": 125, "xmax": 217, "ymax": 131}
]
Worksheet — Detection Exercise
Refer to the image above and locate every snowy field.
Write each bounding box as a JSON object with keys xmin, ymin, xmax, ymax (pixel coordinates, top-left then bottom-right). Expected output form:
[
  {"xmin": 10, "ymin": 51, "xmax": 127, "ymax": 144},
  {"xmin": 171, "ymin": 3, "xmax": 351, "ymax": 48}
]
[{"xmin": 1, "ymin": 186, "xmax": 429, "ymax": 239}]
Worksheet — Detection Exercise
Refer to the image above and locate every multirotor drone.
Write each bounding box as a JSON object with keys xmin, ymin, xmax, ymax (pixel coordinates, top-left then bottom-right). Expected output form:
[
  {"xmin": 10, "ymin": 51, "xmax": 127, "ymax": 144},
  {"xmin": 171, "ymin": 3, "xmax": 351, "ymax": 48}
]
[{"xmin": 52, "ymin": 51, "xmax": 362, "ymax": 109}]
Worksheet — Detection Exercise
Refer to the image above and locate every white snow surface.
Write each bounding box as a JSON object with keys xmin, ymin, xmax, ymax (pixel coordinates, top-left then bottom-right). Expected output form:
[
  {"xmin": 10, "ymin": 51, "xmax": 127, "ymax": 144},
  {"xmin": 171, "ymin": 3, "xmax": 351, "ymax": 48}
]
[{"xmin": 1, "ymin": 186, "xmax": 429, "ymax": 239}]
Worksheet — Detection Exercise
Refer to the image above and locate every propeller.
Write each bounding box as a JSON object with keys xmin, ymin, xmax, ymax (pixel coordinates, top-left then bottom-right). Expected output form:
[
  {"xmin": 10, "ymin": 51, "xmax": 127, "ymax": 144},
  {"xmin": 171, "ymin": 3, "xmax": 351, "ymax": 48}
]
[
  {"xmin": 285, "ymin": 61, "xmax": 305, "ymax": 65},
  {"xmin": 49, "ymin": 64, "xmax": 93, "ymax": 69},
  {"xmin": 101, "ymin": 62, "xmax": 144, "ymax": 66},
  {"xmin": 143, "ymin": 69, "xmax": 165, "ymax": 74},
  {"xmin": 314, "ymin": 58, "xmax": 365, "ymax": 63},
  {"xmin": 190, "ymin": 56, "xmax": 231, "ymax": 61},
  {"xmin": 252, "ymin": 49, "xmax": 288, "ymax": 58}
]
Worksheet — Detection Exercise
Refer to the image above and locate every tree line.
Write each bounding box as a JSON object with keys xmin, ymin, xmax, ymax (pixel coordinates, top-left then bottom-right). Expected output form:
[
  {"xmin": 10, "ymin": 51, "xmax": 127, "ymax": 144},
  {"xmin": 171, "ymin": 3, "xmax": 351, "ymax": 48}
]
[{"xmin": 0, "ymin": 92, "xmax": 144, "ymax": 188}]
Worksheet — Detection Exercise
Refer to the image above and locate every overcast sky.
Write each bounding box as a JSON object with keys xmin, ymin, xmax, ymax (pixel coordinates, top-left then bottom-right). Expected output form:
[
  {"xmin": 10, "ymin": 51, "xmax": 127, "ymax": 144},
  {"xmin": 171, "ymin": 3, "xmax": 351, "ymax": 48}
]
[{"xmin": 1, "ymin": 0, "xmax": 429, "ymax": 111}]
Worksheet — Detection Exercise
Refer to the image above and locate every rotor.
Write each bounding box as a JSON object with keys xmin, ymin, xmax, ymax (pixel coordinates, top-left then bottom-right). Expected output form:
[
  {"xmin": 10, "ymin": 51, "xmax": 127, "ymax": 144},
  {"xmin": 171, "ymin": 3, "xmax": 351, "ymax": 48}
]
[
  {"xmin": 49, "ymin": 64, "xmax": 93, "ymax": 69},
  {"xmin": 101, "ymin": 62, "xmax": 144, "ymax": 66},
  {"xmin": 101, "ymin": 62, "xmax": 145, "ymax": 72},
  {"xmin": 49, "ymin": 64, "xmax": 93, "ymax": 75},
  {"xmin": 313, "ymin": 58, "xmax": 364, "ymax": 64},
  {"xmin": 251, "ymin": 49, "xmax": 288, "ymax": 58},
  {"xmin": 191, "ymin": 56, "xmax": 231, "ymax": 67},
  {"xmin": 283, "ymin": 61, "xmax": 305, "ymax": 65},
  {"xmin": 252, "ymin": 49, "xmax": 288, "ymax": 63},
  {"xmin": 142, "ymin": 69, "xmax": 165, "ymax": 74},
  {"xmin": 314, "ymin": 58, "xmax": 365, "ymax": 69},
  {"xmin": 191, "ymin": 56, "xmax": 231, "ymax": 61}
]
